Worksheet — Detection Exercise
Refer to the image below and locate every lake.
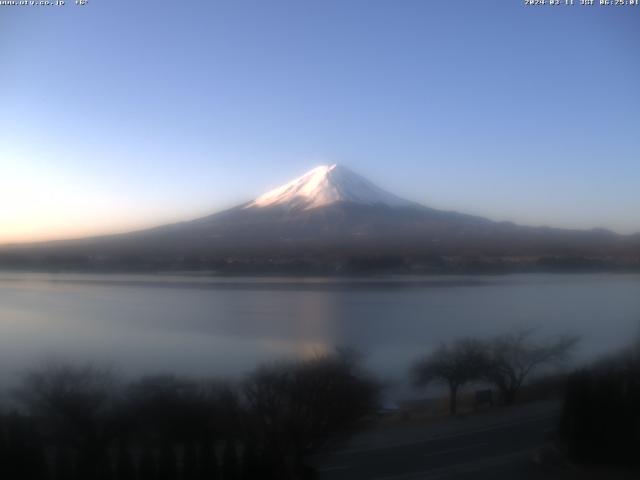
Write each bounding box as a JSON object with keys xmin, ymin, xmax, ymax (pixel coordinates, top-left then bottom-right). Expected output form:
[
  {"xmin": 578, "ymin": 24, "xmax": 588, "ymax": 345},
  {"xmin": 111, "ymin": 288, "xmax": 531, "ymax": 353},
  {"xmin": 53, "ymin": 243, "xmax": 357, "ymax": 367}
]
[{"xmin": 1, "ymin": 272, "xmax": 639, "ymax": 399}]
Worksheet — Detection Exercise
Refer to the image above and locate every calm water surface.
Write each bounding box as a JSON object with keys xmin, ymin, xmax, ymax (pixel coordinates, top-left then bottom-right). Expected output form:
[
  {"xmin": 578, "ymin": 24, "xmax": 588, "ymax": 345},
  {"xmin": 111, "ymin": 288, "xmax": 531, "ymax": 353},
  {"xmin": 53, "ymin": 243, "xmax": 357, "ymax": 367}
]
[{"xmin": 1, "ymin": 272, "xmax": 639, "ymax": 398}]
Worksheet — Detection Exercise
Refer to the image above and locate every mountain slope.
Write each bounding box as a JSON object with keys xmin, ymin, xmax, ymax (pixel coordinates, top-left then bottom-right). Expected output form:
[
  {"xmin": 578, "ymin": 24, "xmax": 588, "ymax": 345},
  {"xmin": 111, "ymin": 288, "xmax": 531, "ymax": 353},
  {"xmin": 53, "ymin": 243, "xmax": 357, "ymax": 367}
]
[
  {"xmin": 1, "ymin": 165, "xmax": 638, "ymax": 272},
  {"xmin": 244, "ymin": 164, "xmax": 415, "ymax": 210}
]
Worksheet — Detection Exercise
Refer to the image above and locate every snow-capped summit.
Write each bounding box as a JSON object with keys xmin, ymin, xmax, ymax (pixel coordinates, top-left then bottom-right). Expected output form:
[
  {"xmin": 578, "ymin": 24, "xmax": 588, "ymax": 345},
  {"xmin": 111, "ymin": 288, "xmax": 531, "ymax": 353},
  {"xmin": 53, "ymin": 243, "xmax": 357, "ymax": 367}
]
[
  {"xmin": 244, "ymin": 164, "xmax": 414, "ymax": 210},
  {"xmin": 5, "ymin": 163, "xmax": 635, "ymax": 272}
]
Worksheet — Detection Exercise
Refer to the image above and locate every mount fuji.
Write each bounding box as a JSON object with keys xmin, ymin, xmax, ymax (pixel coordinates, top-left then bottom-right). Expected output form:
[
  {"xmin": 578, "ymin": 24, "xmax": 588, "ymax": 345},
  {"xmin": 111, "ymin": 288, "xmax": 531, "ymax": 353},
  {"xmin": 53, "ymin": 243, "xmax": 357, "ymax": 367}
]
[
  {"xmin": 1, "ymin": 165, "xmax": 638, "ymax": 273},
  {"xmin": 244, "ymin": 164, "xmax": 415, "ymax": 210}
]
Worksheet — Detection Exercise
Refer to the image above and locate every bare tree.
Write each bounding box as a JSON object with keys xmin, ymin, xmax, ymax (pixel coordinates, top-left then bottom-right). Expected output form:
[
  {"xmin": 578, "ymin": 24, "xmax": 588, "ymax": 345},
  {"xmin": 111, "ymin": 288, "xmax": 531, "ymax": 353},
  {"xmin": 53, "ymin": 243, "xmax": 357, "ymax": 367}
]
[
  {"xmin": 16, "ymin": 362, "xmax": 119, "ymax": 477},
  {"xmin": 412, "ymin": 339, "xmax": 486, "ymax": 414},
  {"xmin": 242, "ymin": 350, "xmax": 379, "ymax": 475},
  {"xmin": 17, "ymin": 362, "xmax": 118, "ymax": 434},
  {"xmin": 482, "ymin": 330, "xmax": 578, "ymax": 404}
]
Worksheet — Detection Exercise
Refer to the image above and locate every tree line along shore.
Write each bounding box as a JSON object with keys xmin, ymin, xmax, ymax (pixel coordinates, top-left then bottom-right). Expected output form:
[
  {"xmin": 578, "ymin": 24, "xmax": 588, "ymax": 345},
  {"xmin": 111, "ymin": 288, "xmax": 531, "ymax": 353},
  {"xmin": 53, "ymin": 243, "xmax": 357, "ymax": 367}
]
[{"xmin": 1, "ymin": 331, "xmax": 639, "ymax": 479}]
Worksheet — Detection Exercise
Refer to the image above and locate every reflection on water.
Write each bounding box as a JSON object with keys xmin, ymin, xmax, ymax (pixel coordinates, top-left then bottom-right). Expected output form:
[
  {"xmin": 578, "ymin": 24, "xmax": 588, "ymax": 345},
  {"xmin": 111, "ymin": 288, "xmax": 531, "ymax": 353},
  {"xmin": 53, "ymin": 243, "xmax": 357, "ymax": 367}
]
[{"xmin": 0, "ymin": 272, "xmax": 639, "ymax": 397}]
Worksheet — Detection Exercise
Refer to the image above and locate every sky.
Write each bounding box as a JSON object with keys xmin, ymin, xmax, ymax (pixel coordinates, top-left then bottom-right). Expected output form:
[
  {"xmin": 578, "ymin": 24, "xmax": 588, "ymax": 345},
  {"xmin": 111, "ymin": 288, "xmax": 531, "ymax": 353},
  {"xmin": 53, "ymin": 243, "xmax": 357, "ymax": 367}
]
[{"xmin": 1, "ymin": 0, "xmax": 639, "ymax": 243}]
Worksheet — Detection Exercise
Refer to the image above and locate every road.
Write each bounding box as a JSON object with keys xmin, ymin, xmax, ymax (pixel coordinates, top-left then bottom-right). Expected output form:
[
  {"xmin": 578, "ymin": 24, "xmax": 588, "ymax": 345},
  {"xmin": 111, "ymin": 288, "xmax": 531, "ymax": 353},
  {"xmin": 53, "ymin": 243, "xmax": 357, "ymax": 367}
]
[{"xmin": 314, "ymin": 402, "xmax": 560, "ymax": 480}]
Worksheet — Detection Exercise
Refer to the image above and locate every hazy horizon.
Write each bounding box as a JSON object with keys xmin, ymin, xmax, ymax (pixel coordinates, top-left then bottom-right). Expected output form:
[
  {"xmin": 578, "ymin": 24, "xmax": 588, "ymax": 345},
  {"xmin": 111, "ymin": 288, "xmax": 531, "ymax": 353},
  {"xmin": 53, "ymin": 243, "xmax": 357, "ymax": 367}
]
[
  {"xmin": 2, "ymin": 161, "xmax": 640, "ymax": 246},
  {"xmin": 2, "ymin": 1, "xmax": 639, "ymax": 243}
]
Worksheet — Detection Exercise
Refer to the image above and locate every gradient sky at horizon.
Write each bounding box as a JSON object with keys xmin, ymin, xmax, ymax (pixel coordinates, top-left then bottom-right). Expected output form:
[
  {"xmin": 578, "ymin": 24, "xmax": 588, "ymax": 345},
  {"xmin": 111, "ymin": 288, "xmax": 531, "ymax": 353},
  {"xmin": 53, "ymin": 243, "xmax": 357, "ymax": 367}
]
[{"xmin": 1, "ymin": 0, "xmax": 639, "ymax": 243}]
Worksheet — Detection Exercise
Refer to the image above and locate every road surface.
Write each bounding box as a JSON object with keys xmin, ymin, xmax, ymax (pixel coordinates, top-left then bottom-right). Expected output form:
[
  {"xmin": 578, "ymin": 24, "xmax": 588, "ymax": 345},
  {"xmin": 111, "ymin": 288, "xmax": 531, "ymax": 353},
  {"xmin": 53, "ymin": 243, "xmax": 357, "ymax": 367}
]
[{"xmin": 314, "ymin": 402, "xmax": 560, "ymax": 480}]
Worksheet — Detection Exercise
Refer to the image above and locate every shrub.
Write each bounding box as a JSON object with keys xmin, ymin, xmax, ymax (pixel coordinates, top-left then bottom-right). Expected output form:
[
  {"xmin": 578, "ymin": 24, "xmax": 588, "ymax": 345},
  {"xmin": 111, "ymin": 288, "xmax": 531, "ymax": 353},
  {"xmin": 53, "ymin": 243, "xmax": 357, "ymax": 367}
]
[{"xmin": 559, "ymin": 344, "xmax": 640, "ymax": 467}]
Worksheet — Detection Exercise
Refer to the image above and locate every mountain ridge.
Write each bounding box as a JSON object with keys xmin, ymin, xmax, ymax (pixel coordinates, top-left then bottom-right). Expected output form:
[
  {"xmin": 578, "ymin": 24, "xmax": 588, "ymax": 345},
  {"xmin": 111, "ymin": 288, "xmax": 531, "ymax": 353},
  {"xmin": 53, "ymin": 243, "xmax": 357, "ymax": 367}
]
[
  {"xmin": 1, "ymin": 165, "xmax": 639, "ymax": 273},
  {"xmin": 244, "ymin": 164, "xmax": 417, "ymax": 211}
]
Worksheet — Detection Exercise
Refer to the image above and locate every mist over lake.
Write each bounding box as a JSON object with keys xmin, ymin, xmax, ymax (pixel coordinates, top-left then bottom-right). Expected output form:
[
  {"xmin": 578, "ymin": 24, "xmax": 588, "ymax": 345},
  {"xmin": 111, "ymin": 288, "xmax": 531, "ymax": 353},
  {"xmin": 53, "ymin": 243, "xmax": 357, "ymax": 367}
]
[{"xmin": 1, "ymin": 272, "xmax": 638, "ymax": 397}]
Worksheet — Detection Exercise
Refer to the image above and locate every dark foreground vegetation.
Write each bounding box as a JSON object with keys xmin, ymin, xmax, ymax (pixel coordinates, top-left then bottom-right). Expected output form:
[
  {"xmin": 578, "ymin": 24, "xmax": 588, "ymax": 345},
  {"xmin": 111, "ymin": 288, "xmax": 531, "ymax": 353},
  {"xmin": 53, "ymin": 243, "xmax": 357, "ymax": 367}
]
[
  {"xmin": 0, "ymin": 351, "xmax": 379, "ymax": 480},
  {"xmin": 411, "ymin": 331, "xmax": 640, "ymax": 472},
  {"xmin": 2, "ymin": 330, "xmax": 639, "ymax": 479},
  {"xmin": 560, "ymin": 341, "xmax": 640, "ymax": 469},
  {"xmin": 412, "ymin": 330, "xmax": 578, "ymax": 414}
]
